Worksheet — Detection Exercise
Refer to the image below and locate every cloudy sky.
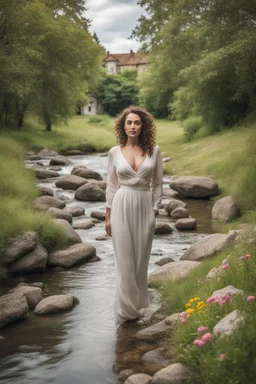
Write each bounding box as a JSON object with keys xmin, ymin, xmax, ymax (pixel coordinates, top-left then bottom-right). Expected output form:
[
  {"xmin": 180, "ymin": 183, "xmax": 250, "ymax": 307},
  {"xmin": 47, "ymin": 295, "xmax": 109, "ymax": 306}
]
[{"xmin": 86, "ymin": 0, "xmax": 146, "ymax": 53}]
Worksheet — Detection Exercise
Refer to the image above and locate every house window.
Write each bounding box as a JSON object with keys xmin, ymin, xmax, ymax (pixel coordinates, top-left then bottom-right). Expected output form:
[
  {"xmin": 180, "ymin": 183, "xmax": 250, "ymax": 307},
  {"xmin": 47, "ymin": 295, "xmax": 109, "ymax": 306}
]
[{"xmin": 89, "ymin": 106, "xmax": 91, "ymax": 112}]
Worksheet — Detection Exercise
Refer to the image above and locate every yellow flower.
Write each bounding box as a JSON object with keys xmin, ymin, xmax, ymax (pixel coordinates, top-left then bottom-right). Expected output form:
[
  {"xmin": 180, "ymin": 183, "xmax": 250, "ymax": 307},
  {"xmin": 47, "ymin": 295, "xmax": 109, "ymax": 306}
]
[
  {"xmin": 185, "ymin": 303, "xmax": 191, "ymax": 308},
  {"xmin": 186, "ymin": 308, "xmax": 195, "ymax": 314}
]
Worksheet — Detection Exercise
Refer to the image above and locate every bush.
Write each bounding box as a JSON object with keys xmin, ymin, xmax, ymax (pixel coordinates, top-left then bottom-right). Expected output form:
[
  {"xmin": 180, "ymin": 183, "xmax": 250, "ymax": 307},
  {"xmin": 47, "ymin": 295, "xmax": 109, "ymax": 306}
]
[
  {"xmin": 88, "ymin": 116, "xmax": 104, "ymax": 124},
  {"xmin": 183, "ymin": 116, "xmax": 204, "ymax": 141}
]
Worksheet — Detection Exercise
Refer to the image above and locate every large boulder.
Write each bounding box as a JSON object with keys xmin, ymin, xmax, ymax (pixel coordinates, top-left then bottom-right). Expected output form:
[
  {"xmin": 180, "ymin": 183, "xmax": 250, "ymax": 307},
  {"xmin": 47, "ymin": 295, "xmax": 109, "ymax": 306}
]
[
  {"xmin": 65, "ymin": 207, "xmax": 85, "ymax": 217},
  {"xmin": 75, "ymin": 183, "xmax": 105, "ymax": 201},
  {"xmin": 170, "ymin": 176, "xmax": 218, "ymax": 198},
  {"xmin": 90, "ymin": 211, "xmax": 106, "ymax": 220},
  {"xmin": 180, "ymin": 231, "xmax": 239, "ymax": 261},
  {"xmin": 212, "ymin": 196, "xmax": 240, "ymax": 221},
  {"xmin": 53, "ymin": 219, "xmax": 82, "ymax": 244},
  {"xmin": 47, "ymin": 207, "xmax": 73, "ymax": 223},
  {"xmin": 11, "ymin": 286, "xmax": 43, "ymax": 309},
  {"xmin": 149, "ymin": 261, "xmax": 201, "ymax": 284},
  {"xmin": 163, "ymin": 188, "xmax": 179, "ymax": 198},
  {"xmin": 71, "ymin": 167, "xmax": 102, "ymax": 181},
  {"xmin": 72, "ymin": 221, "xmax": 95, "ymax": 230},
  {"xmin": 213, "ymin": 310, "xmax": 244, "ymax": 337},
  {"xmin": 48, "ymin": 243, "xmax": 96, "ymax": 267},
  {"xmin": 165, "ymin": 199, "xmax": 187, "ymax": 215},
  {"xmin": 55, "ymin": 175, "xmax": 88, "ymax": 190},
  {"xmin": 33, "ymin": 196, "xmax": 66, "ymax": 211},
  {"xmin": 151, "ymin": 363, "xmax": 190, "ymax": 384},
  {"xmin": 212, "ymin": 285, "xmax": 244, "ymax": 298},
  {"xmin": 49, "ymin": 155, "xmax": 71, "ymax": 166},
  {"xmin": 34, "ymin": 294, "xmax": 78, "ymax": 315},
  {"xmin": 37, "ymin": 149, "xmax": 59, "ymax": 157},
  {"xmin": 34, "ymin": 168, "xmax": 60, "ymax": 179},
  {"xmin": 87, "ymin": 179, "xmax": 107, "ymax": 190},
  {"xmin": 175, "ymin": 218, "xmax": 197, "ymax": 230},
  {"xmin": 7, "ymin": 244, "xmax": 48, "ymax": 274},
  {"xmin": 155, "ymin": 257, "xmax": 175, "ymax": 266},
  {"xmin": 0, "ymin": 293, "xmax": 29, "ymax": 328},
  {"xmin": 142, "ymin": 348, "xmax": 171, "ymax": 367},
  {"xmin": 38, "ymin": 186, "xmax": 54, "ymax": 196},
  {"xmin": 4, "ymin": 231, "xmax": 38, "ymax": 264}
]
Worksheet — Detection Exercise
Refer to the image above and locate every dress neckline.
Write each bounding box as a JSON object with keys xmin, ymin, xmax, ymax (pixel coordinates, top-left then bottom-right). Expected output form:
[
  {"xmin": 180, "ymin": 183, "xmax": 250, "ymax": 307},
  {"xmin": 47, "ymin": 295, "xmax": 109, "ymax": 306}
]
[{"xmin": 119, "ymin": 146, "xmax": 147, "ymax": 174}]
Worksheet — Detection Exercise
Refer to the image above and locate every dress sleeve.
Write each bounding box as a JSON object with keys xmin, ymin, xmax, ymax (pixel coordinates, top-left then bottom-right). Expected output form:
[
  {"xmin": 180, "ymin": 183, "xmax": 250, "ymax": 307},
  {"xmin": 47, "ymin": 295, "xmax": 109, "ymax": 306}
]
[
  {"xmin": 152, "ymin": 145, "xmax": 163, "ymax": 211},
  {"xmin": 106, "ymin": 150, "xmax": 119, "ymax": 209}
]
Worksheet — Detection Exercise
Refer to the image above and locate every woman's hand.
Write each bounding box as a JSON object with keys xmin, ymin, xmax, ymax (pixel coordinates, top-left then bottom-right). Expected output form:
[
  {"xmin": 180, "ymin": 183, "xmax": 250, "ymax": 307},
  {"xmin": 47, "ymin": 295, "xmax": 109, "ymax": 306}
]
[
  {"xmin": 153, "ymin": 210, "xmax": 159, "ymax": 217},
  {"xmin": 105, "ymin": 218, "xmax": 112, "ymax": 236}
]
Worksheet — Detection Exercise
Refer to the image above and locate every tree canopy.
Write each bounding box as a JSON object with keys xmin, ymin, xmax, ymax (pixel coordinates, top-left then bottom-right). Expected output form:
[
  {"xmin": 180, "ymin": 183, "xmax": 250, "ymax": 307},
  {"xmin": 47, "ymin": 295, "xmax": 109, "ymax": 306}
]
[
  {"xmin": 0, "ymin": 0, "xmax": 104, "ymax": 130},
  {"xmin": 133, "ymin": 0, "xmax": 256, "ymax": 130}
]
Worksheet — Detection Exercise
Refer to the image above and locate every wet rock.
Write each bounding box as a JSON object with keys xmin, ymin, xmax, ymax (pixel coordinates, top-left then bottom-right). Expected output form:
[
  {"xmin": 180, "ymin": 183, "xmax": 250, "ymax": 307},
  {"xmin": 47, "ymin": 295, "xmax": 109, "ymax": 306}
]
[
  {"xmin": 212, "ymin": 285, "xmax": 244, "ymax": 298},
  {"xmin": 164, "ymin": 199, "xmax": 187, "ymax": 215},
  {"xmin": 38, "ymin": 186, "xmax": 54, "ymax": 196},
  {"xmin": 49, "ymin": 166, "xmax": 62, "ymax": 171},
  {"xmin": 72, "ymin": 221, "xmax": 95, "ymax": 230},
  {"xmin": 49, "ymin": 156, "xmax": 71, "ymax": 166},
  {"xmin": 175, "ymin": 218, "xmax": 197, "ymax": 230},
  {"xmin": 55, "ymin": 175, "xmax": 88, "ymax": 190},
  {"xmin": 90, "ymin": 211, "xmax": 106, "ymax": 220},
  {"xmin": 87, "ymin": 179, "xmax": 107, "ymax": 190},
  {"xmin": 75, "ymin": 183, "xmax": 105, "ymax": 201},
  {"xmin": 60, "ymin": 149, "xmax": 85, "ymax": 156},
  {"xmin": 151, "ymin": 362, "xmax": 190, "ymax": 384},
  {"xmin": 47, "ymin": 207, "xmax": 73, "ymax": 223},
  {"xmin": 124, "ymin": 373, "xmax": 152, "ymax": 384},
  {"xmin": 155, "ymin": 223, "xmax": 173, "ymax": 235},
  {"xmin": 11, "ymin": 286, "xmax": 43, "ymax": 309},
  {"xmin": 34, "ymin": 294, "xmax": 77, "ymax": 315},
  {"xmin": 213, "ymin": 310, "xmax": 244, "ymax": 337},
  {"xmin": 155, "ymin": 257, "xmax": 175, "ymax": 266},
  {"xmin": 149, "ymin": 261, "xmax": 200, "ymax": 283},
  {"xmin": 91, "ymin": 218, "xmax": 101, "ymax": 224},
  {"xmin": 8, "ymin": 245, "xmax": 48, "ymax": 274},
  {"xmin": 181, "ymin": 232, "xmax": 239, "ymax": 261},
  {"xmin": 30, "ymin": 282, "xmax": 44, "ymax": 288},
  {"xmin": 33, "ymin": 196, "xmax": 65, "ymax": 211},
  {"xmin": 95, "ymin": 236, "xmax": 109, "ymax": 241},
  {"xmin": 4, "ymin": 231, "xmax": 38, "ymax": 264},
  {"xmin": 53, "ymin": 219, "xmax": 82, "ymax": 244},
  {"xmin": 34, "ymin": 168, "xmax": 60, "ymax": 179},
  {"xmin": 136, "ymin": 320, "xmax": 170, "ymax": 341},
  {"xmin": 119, "ymin": 369, "xmax": 135, "ymax": 383},
  {"xmin": 170, "ymin": 176, "xmax": 219, "ymax": 198},
  {"xmin": 71, "ymin": 167, "xmax": 102, "ymax": 181},
  {"xmin": 163, "ymin": 188, "xmax": 179, "ymax": 198},
  {"xmin": 0, "ymin": 293, "xmax": 29, "ymax": 328},
  {"xmin": 164, "ymin": 313, "xmax": 180, "ymax": 326},
  {"xmin": 65, "ymin": 207, "xmax": 85, "ymax": 217},
  {"xmin": 37, "ymin": 149, "xmax": 59, "ymax": 157},
  {"xmin": 212, "ymin": 196, "xmax": 240, "ymax": 221},
  {"xmin": 171, "ymin": 208, "xmax": 189, "ymax": 219},
  {"xmin": 142, "ymin": 348, "xmax": 171, "ymax": 367},
  {"xmin": 88, "ymin": 255, "xmax": 101, "ymax": 262},
  {"xmin": 48, "ymin": 243, "xmax": 95, "ymax": 267}
]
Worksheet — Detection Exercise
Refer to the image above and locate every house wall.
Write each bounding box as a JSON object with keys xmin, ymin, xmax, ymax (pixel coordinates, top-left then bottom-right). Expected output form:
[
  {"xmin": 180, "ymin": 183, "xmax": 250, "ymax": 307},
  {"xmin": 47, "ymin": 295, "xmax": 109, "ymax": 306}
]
[
  {"xmin": 81, "ymin": 96, "xmax": 103, "ymax": 116},
  {"xmin": 105, "ymin": 60, "xmax": 117, "ymax": 74}
]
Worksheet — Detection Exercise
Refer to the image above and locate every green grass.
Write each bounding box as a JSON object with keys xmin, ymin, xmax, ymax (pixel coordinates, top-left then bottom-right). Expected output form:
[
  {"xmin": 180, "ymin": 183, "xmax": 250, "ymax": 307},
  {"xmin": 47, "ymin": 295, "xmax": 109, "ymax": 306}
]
[{"xmin": 151, "ymin": 230, "xmax": 256, "ymax": 384}]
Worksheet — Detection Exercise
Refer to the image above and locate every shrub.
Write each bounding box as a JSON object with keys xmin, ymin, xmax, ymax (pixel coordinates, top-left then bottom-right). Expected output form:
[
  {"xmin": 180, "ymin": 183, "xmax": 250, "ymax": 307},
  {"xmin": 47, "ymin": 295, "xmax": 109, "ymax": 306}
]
[{"xmin": 183, "ymin": 116, "xmax": 204, "ymax": 141}]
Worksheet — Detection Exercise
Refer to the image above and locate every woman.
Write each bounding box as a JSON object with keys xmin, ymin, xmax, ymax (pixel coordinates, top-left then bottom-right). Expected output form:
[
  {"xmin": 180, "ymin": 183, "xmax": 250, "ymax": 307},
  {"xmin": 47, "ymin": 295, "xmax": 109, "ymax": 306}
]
[{"xmin": 105, "ymin": 106, "xmax": 163, "ymax": 327}]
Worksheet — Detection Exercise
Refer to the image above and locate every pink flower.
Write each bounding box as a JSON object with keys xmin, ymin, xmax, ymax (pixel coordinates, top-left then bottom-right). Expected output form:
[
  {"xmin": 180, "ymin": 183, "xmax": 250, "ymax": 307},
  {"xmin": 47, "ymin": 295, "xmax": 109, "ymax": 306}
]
[
  {"xmin": 247, "ymin": 295, "xmax": 255, "ymax": 302},
  {"xmin": 201, "ymin": 333, "xmax": 213, "ymax": 343},
  {"xmin": 218, "ymin": 277, "xmax": 221, "ymax": 281},
  {"xmin": 240, "ymin": 256, "xmax": 245, "ymax": 261},
  {"xmin": 219, "ymin": 353, "xmax": 226, "ymax": 361},
  {"xmin": 240, "ymin": 254, "xmax": 251, "ymax": 261},
  {"xmin": 193, "ymin": 339, "xmax": 205, "ymax": 348},
  {"xmin": 180, "ymin": 311, "xmax": 187, "ymax": 318},
  {"xmin": 207, "ymin": 296, "xmax": 216, "ymax": 304},
  {"xmin": 180, "ymin": 318, "xmax": 186, "ymax": 324},
  {"xmin": 222, "ymin": 264, "xmax": 229, "ymax": 270},
  {"xmin": 198, "ymin": 326, "xmax": 209, "ymax": 334}
]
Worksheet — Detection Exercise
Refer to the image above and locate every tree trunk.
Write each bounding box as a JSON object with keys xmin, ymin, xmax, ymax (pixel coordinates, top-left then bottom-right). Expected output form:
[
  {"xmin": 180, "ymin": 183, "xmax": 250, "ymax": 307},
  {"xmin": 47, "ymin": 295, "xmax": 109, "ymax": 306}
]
[{"xmin": 46, "ymin": 121, "xmax": 52, "ymax": 131}]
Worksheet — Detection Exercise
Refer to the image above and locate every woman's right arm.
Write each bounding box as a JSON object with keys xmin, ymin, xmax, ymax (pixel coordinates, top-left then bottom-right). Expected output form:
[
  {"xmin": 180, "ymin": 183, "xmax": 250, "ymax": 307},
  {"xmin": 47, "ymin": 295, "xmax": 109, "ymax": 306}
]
[{"xmin": 105, "ymin": 150, "xmax": 119, "ymax": 236}]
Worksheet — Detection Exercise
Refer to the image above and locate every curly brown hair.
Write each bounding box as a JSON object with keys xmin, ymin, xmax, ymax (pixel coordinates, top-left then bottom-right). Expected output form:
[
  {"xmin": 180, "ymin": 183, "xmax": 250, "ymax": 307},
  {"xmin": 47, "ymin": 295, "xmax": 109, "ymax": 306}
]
[{"xmin": 114, "ymin": 106, "xmax": 156, "ymax": 157}]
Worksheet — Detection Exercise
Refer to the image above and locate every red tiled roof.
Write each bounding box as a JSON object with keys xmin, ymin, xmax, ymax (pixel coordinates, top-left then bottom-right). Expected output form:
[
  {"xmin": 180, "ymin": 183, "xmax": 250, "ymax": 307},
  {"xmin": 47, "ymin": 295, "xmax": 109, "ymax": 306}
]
[{"xmin": 103, "ymin": 51, "xmax": 149, "ymax": 66}]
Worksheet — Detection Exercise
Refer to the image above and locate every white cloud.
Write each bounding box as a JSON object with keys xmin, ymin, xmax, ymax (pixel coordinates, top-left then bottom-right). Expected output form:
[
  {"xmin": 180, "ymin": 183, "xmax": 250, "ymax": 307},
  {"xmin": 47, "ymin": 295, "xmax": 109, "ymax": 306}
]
[{"xmin": 86, "ymin": 0, "xmax": 145, "ymax": 53}]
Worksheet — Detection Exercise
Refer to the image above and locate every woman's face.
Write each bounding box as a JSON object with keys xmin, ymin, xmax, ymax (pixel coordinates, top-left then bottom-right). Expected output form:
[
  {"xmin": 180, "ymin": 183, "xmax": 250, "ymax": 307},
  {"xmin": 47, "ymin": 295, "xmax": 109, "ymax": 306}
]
[{"xmin": 124, "ymin": 113, "xmax": 142, "ymax": 139}]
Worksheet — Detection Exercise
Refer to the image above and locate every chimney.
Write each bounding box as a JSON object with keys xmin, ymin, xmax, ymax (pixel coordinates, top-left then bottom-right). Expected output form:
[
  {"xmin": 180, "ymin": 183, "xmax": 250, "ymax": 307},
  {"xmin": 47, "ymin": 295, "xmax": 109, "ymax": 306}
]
[
  {"xmin": 130, "ymin": 49, "xmax": 134, "ymax": 56},
  {"xmin": 107, "ymin": 51, "xmax": 110, "ymax": 57}
]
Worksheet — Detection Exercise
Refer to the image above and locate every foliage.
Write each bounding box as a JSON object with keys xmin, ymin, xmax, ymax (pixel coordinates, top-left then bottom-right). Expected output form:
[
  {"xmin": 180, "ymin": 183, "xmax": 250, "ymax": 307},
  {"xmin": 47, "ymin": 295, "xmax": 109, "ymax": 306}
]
[
  {"xmin": 0, "ymin": 0, "xmax": 104, "ymax": 130},
  {"xmin": 182, "ymin": 116, "xmax": 205, "ymax": 141},
  {"xmin": 133, "ymin": 0, "xmax": 256, "ymax": 129},
  {"xmin": 96, "ymin": 71, "xmax": 139, "ymax": 116},
  {"xmin": 0, "ymin": 137, "xmax": 69, "ymax": 268}
]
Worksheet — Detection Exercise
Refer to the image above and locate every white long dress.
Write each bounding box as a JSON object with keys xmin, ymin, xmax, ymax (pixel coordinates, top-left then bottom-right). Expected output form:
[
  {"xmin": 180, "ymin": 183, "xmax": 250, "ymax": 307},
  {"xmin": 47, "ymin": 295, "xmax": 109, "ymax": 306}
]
[{"xmin": 106, "ymin": 145, "xmax": 163, "ymax": 326}]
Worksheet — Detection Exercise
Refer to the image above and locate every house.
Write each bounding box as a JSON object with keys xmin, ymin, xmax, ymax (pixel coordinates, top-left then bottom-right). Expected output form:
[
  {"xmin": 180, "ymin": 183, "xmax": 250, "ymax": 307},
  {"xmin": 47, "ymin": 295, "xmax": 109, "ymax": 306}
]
[{"xmin": 80, "ymin": 50, "xmax": 149, "ymax": 116}]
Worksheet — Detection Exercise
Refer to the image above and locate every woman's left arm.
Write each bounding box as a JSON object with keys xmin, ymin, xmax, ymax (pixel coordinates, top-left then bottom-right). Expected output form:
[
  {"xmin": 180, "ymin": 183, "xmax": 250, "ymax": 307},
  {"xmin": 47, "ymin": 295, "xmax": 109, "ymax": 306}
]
[{"xmin": 152, "ymin": 145, "xmax": 163, "ymax": 216}]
